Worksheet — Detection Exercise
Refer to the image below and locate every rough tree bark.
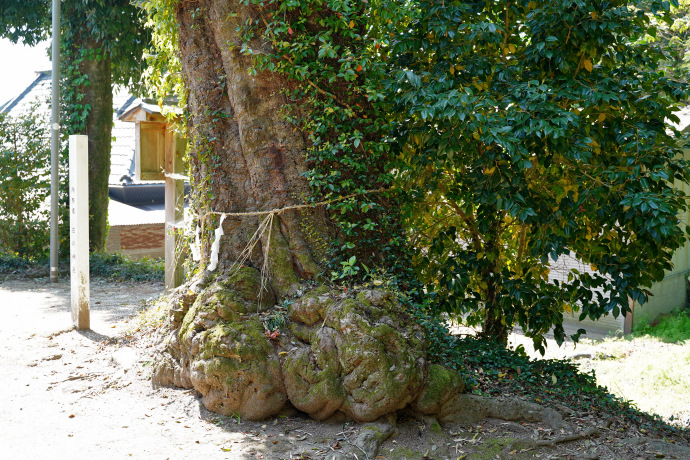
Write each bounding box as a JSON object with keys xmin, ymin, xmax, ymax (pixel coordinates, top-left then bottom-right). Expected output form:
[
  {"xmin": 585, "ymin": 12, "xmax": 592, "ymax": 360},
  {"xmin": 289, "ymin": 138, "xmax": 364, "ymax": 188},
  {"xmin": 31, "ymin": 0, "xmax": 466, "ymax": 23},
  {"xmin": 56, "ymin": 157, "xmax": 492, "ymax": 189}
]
[
  {"xmin": 179, "ymin": 0, "xmax": 326, "ymax": 294},
  {"xmin": 152, "ymin": 0, "xmax": 466, "ymax": 422},
  {"xmin": 79, "ymin": 38, "xmax": 113, "ymax": 252}
]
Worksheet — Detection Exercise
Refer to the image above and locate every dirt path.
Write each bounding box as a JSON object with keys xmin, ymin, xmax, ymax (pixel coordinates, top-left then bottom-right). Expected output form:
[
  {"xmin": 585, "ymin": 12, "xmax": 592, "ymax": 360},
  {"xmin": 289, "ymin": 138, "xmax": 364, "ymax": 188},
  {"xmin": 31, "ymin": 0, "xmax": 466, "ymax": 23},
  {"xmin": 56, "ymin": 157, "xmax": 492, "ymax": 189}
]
[
  {"xmin": 0, "ymin": 278, "xmax": 391, "ymax": 459},
  {"xmin": 2, "ymin": 277, "xmax": 690, "ymax": 459}
]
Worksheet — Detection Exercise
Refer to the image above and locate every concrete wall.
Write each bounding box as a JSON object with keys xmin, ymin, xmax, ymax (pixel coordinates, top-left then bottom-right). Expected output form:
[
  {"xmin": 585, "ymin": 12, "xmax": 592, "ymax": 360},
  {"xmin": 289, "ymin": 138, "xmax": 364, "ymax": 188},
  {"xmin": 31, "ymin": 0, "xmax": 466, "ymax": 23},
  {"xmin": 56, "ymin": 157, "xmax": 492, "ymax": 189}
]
[
  {"xmin": 564, "ymin": 309, "xmax": 625, "ymax": 336},
  {"xmin": 631, "ymin": 146, "xmax": 690, "ymax": 327}
]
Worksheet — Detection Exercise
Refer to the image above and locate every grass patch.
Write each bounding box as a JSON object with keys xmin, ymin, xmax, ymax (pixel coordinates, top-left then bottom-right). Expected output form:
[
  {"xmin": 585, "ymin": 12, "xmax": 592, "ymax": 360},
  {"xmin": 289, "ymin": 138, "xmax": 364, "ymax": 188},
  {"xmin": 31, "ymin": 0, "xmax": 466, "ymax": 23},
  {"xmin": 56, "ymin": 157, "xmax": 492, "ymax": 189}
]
[
  {"xmin": 565, "ymin": 309, "xmax": 690, "ymax": 424},
  {"xmin": 633, "ymin": 309, "xmax": 690, "ymax": 343},
  {"xmin": 577, "ymin": 336, "xmax": 690, "ymax": 426}
]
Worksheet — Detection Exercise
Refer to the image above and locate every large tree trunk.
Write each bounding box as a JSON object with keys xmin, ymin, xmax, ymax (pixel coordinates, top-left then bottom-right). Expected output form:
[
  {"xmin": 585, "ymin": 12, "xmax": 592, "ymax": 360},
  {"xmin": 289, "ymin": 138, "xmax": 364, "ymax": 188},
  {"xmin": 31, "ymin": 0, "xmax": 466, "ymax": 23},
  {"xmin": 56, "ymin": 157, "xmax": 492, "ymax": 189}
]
[
  {"xmin": 178, "ymin": 0, "xmax": 325, "ymax": 297},
  {"xmin": 152, "ymin": 0, "xmax": 465, "ymax": 423},
  {"xmin": 80, "ymin": 38, "xmax": 113, "ymax": 252}
]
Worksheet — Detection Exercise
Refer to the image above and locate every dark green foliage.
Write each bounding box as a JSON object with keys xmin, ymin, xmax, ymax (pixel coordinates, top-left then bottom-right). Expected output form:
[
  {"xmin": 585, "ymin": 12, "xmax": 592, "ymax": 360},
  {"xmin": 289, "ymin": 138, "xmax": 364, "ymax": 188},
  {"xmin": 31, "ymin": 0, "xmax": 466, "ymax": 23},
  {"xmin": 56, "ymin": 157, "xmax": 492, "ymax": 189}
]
[
  {"xmin": 387, "ymin": 0, "xmax": 690, "ymax": 351},
  {"xmin": 144, "ymin": 0, "xmax": 689, "ymax": 356},
  {"xmin": 455, "ymin": 335, "xmax": 601, "ymax": 400},
  {"xmin": 0, "ymin": 109, "xmax": 51, "ymax": 258},
  {"xmin": 642, "ymin": 0, "xmax": 690, "ymax": 82},
  {"xmin": 454, "ymin": 334, "xmax": 669, "ymax": 429},
  {"xmin": 60, "ymin": 0, "xmax": 150, "ymax": 92},
  {"xmin": 0, "ymin": 0, "xmax": 151, "ymax": 91},
  {"xmin": 415, "ymin": 310, "xmax": 680, "ymax": 433},
  {"xmin": 0, "ymin": 251, "xmax": 163, "ymax": 282},
  {"xmin": 88, "ymin": 252, "xmax": 163, "ymax": 282},
  {"xmin": 411, "ymin": 300, "xmax": 478, "ymax": 388},
  {"xmin": 0, "ymin": 0, "xmax": 49, "ymax": 45},
  {"xmin": 0, "ymin": 0, "xmax": 151, "ymax": 252},
  {"xmin": 0, "ymin": 253, "xmax": 40, "ymax": 272},
  {"xmin": 411, "ymin": 296, "xmax": 604, "ymax": 400},
  {"xmin": 59, "ymin": 1, "xmax": 151, "ymax": 251}
]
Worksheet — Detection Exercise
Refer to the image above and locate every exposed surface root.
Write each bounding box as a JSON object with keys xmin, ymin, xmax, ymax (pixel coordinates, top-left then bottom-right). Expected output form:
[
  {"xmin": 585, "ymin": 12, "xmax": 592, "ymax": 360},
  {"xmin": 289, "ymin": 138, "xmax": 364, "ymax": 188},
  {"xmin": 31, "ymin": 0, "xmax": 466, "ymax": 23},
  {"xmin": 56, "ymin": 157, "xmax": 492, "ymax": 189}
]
[
  {"xmin": 508, "ymin": 425, "xmax": 598, "ymax": 452},
  {"xmin": 153, "ymin": 281, "xmax": 463, "ymax": 422},
  {"xmin": 436, "ymin": 394, "xmax": 563, "ymax": 429}
]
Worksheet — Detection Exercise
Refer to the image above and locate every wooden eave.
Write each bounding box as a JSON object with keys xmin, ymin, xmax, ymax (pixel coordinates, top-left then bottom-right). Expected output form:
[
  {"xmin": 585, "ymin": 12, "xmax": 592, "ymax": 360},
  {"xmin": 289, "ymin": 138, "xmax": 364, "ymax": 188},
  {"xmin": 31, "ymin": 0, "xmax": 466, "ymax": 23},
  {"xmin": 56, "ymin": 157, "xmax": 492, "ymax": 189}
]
[{"xmin": 119, "ymin": 106, "xmax": 167, "ymax": 123}]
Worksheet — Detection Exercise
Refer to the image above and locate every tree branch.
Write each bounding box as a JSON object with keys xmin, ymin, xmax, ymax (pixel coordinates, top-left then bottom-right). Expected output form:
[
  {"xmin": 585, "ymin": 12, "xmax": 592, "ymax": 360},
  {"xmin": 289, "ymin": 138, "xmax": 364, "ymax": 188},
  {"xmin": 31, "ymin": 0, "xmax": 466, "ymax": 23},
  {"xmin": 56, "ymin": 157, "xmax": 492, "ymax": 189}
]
[
  {"xmin": 438, "ymin": 183, "xmax": 484, "ymax": 252},
  {"xmin": 517, "ymin": 222, "xmax": 528, "ymax": 261}
]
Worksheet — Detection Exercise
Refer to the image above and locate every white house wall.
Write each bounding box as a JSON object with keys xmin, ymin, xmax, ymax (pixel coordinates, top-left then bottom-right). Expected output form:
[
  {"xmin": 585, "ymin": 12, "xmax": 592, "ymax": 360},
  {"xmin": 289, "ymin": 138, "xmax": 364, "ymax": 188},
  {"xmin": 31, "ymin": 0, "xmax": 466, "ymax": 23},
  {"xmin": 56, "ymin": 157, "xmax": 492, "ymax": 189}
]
[
  {"xmin": 548, "ymin": 254, "xmax": 626, "ymax": 335},
  {"xmin": 631, "ymin": 143, "xmax": 690, "ymax": 327}
]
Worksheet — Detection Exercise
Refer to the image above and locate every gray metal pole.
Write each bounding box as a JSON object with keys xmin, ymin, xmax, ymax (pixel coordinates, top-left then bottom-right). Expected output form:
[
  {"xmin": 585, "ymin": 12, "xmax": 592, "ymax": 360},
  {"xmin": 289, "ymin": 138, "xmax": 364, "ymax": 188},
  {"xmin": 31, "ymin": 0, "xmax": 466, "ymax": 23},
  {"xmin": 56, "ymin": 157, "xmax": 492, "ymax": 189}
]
[{"xmin": 49, "ymin": 0, "xmax": 61, "ymax": 283}]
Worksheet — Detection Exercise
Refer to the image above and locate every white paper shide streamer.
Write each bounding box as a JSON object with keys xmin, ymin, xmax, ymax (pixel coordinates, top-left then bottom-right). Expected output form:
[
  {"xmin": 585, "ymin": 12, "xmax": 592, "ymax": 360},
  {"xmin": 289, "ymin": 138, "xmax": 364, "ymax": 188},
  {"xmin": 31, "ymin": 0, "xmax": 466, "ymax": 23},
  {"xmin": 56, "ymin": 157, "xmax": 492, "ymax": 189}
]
[
  {"xmin": 199, "ymin": 189, "xmax": 387, "ymax": 276},
  {"xmin": 190, "ymin": 225, "xmax": 201, "ymax": 262},
  {"xmin": 208, "ymin": 214, "xmax": 226, "ymax": 272}
]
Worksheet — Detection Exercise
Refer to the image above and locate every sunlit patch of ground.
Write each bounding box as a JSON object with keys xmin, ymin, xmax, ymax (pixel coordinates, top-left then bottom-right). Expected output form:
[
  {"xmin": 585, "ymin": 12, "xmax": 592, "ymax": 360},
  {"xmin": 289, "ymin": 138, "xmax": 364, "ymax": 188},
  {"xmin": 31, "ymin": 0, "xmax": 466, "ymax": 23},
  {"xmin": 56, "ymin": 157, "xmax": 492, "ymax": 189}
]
[{"xmin": 450, "ymin": 320, "xmax": 690, "ymax": 427}]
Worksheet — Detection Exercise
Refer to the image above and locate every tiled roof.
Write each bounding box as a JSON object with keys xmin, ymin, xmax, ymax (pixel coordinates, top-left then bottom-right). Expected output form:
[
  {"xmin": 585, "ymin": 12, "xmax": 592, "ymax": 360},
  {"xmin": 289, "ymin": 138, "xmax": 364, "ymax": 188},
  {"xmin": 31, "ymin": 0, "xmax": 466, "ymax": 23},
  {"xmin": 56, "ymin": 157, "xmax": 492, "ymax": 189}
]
[
  {"xmin": 111, "ymin": 88, "xmax": 137, "ymax": 185},
  {"xmin": 109, "ymin": 199, "xmax": 164, "ymax": 226},
  {"xmin": 0, "ymin": 71, "xmax": 51, "ymax": 115}
]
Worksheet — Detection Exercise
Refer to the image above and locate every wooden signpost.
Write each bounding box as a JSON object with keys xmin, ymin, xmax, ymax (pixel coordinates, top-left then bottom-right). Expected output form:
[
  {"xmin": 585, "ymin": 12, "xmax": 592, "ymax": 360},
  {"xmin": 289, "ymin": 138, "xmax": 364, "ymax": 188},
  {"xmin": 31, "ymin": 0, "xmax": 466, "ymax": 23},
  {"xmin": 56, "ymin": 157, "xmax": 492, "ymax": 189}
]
[
  {"xmin": 119, "ymin": 104, "xmax": 187, "ymax": 292},
  {"xmin": 69, "ymin": 135, "xmax": 90, "ymax": 330},
  {"xmin": 165, "ymin": 131, "xmax": 186, "ymax": 292}
]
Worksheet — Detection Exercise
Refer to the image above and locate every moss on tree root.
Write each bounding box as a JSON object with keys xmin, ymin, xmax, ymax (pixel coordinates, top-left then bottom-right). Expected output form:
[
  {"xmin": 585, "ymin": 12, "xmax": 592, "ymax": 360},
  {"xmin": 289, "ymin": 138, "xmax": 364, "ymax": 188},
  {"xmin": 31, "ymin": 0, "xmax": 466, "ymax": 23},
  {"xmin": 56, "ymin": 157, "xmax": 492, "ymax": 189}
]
[{"xmin": 155, "ymin": 278, "xmax": 471, "ymax": 422}]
